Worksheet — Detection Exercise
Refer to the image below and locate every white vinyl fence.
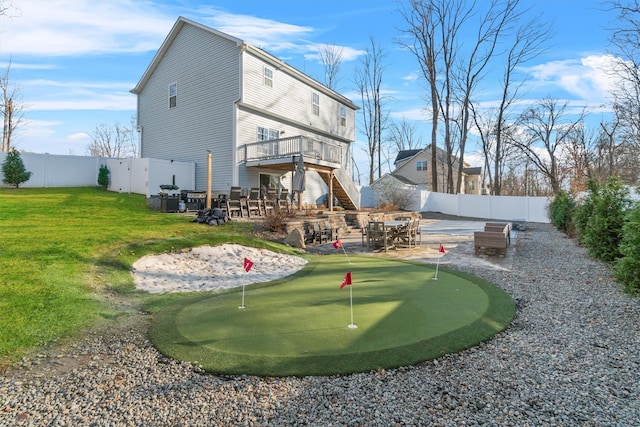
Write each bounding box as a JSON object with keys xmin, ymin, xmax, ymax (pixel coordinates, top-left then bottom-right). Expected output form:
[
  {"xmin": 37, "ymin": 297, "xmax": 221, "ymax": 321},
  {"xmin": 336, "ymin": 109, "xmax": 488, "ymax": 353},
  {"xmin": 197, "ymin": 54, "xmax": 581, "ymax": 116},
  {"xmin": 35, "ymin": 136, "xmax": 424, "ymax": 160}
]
[
  {"xmin": 0, "ymin": 152, "xmax": 195, "ymax": 197},
  {"xmin": 0, "ymin": 152, "xmax": 108, "ymax": 188},
  {"xmin": 361, "ymin": 186, "xmax": 552, "ymax": 223}
]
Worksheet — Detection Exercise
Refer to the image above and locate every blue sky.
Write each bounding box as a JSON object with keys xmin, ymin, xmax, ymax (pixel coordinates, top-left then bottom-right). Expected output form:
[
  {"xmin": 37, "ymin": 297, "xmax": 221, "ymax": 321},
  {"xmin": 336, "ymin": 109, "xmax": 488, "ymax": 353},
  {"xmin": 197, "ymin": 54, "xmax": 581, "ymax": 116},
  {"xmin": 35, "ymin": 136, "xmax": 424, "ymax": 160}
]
[{"xmin": 0, "ymin": 0, "xmax": 619, "ymax": 174}]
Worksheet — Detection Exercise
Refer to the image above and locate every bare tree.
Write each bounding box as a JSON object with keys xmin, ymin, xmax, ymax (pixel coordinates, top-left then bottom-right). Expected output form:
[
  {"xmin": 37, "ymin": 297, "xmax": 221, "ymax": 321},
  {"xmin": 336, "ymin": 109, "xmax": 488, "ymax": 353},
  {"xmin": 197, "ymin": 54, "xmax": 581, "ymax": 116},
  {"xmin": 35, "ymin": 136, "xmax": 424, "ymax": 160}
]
[
  {"xmin": 511, "ymin": 97, "xmax": 585, "ymax": 194},
  {"xmin": 472, "ymin": 10, "xmax": 551, "ymax": 195},
  {"xmin": 605, "ymin": 1, "xmax": 640, "ymax": 180},
  {"xmin": 0, "ymin": 0, "xmax": 18, "ymax": 17},
  {"xmin": 127, "ymin": 115, "xmax": 140, "ymax": 158},
  {"xmin": 387, "ymin": 117, "xmax": 423, "ymax": 151},
  {"xmin": 399, "ymin": 0, "xmax": 534, "ymax": 194},
  {"xmin": 562, "ymin": 122, "xmax": 597, "ymax": 194},
  {"xmin": 318, "ymin": 44, "xmax": 344, "ymax": 91},
  {"xmin": 87, "ymin": 123, "xmax": 135, "ymax": 158},
  {"xmin": 1, "ymin": 62, "xmax": 25, "ymax": 152},
  {"xmin": 471, "ymin": 104, "xmax": 521, "ymax": 194},
  {"xmin": 452, "ymin": 0, "xmax": 527, "ymax": 194},
  {"xmin": 353, "ymin": 37, "xmax": 388, "ymax": 184},
  {"xmin": 397, "ymin": 0, "xmax": 441, "ymax": 191}
]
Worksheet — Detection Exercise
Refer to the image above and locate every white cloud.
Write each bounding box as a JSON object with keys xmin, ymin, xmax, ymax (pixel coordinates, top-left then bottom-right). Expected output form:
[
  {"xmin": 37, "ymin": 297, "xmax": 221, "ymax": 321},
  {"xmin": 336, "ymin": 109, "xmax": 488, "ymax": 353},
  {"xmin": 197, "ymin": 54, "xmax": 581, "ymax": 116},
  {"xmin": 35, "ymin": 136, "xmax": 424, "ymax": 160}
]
[
  {"xmin": 16, "ymin": 119, "xmax": 60, "ymax": 138},
  {"xmin": 0, "ymin": 62, "xmax": 58, "ymax": 70},
  {"xmin": 402, "ymin": 72, "xmax": 419, "ymax": 82},
  {"xmin": 28, "ymin": 95, "xmax": 135, "ymax": 112},
  {"xmin": 2, "ymin": 0, "xmax": 175, "ymax": 57},
  {"xmin": 303, "ymin": 44, "xmax": 367, "ymax": 63},
  {"xmin": 21, "ymin": 79, "xmax": 136, "ymax": 112},
  {"xmin": 524, "ymin": 54, "xmax": 620, "ymax": 104},
  {"xmin": 68, "ymin": 132, "xmax": 91, "ymax": 141},
  {"xmin": 201, "ymin": 10, "xmax": 313, "ymax": 51}
]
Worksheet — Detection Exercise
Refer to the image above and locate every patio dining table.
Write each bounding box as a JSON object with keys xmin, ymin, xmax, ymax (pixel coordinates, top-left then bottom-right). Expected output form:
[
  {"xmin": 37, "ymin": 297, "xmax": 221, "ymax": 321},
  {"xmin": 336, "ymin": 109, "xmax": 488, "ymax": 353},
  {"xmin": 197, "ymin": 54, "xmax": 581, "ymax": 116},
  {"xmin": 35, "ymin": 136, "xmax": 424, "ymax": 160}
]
[{"xmin": 366, "ymin": 220, "xmax": 409, "ymax": 252}]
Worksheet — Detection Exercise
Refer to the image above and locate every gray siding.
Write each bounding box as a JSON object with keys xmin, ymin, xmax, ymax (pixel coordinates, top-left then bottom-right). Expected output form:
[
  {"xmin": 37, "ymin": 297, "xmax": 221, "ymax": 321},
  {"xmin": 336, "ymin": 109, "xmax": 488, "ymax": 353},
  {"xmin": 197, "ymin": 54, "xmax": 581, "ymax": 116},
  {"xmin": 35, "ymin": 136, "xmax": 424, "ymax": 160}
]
[
  {"xmin": 138, "ymin": 24, "xmax": 240, "ymax": 192},
  {"xmin": 242, "ymin": 52, "xmax": 356, "ymax": 144}
]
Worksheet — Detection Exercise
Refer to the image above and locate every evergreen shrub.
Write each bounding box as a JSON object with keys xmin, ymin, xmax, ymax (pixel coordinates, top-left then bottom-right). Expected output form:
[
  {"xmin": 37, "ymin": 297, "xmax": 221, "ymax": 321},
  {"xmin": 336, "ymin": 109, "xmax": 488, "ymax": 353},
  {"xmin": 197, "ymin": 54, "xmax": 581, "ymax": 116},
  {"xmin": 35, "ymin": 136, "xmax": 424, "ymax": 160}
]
[
  {"xmin": 97, "ymin": 165, "xmax": 110, "ymax": 190},
  {"xmin": 582, "ymin": 178, "xmax": 631, "ymax": 263},
  {"xmin": 1, "ymin": 150, "xmax": 32, "ymax": 188},
  {"xmin": 548, "ymin": 189, "xmax": 576, "ymax": 236},
  {"xmin": 615, "ymin": 202, "xmax": 640, "ymax": 294}
]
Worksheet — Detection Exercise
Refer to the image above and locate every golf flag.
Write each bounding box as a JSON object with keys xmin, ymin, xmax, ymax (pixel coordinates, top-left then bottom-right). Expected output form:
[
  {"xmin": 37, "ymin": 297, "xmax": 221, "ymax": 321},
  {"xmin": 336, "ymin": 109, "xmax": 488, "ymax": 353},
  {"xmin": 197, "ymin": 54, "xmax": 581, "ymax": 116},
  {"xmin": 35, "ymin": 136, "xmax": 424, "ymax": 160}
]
[
  {"xmin": 340, "ymin": 271, "xmax": 352, "ymax": 289},
  {"xmin": 439, "ymin": 244, "xmax": 447, "ymax": 254},
  {"xmin": 243, "ymin": 257, "xmax": 254, "ymax": 272},
  {"xmin": 333, "ymin": 239, "xmax": 342, "ymax": 249}
]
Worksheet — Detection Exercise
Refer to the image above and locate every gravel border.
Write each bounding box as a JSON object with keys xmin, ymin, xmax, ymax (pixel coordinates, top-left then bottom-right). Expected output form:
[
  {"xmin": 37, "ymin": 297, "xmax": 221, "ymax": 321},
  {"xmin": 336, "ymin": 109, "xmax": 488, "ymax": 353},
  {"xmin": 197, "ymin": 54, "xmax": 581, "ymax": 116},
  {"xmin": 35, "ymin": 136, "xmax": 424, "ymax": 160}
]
[{"xmin": 1, "ymin": 223, "xmax": 638, "ymax": 425}]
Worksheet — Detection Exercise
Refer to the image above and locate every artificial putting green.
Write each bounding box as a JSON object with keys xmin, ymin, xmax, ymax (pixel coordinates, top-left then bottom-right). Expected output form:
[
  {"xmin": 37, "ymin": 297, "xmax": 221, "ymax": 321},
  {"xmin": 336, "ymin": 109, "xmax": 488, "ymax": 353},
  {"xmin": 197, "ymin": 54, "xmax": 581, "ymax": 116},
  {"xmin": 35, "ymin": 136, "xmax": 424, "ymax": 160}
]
[{"xmin": 149, "ymin": 254, "xmax": 514, "ymax": 376}]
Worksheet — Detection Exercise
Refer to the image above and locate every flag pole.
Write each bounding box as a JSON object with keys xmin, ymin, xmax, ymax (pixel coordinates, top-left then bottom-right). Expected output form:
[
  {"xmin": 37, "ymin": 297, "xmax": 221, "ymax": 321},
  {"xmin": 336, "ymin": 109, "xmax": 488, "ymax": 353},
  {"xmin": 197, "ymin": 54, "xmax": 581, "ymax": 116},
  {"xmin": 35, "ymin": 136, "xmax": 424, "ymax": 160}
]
[
  {"xmin": 341, "ymin": 246, "xmax": 353, "ymax": 265},
  {"xmin": 433, "ymin": 244, "xmax": 446, "ymax": 280},
  {"xmin": 239, "ymin": 284, "xmax": 246, "ymax": 309},
  {"xmin": 333, "ymin": 239, "xmax": 353, "ymax": 264},
  {"xmin": 348, "ymin": 285, "xmax": 357, "ymax": 329},
  {"xmin": 240, "ymin": 257, "xmax": 253, "ymax": 309}
]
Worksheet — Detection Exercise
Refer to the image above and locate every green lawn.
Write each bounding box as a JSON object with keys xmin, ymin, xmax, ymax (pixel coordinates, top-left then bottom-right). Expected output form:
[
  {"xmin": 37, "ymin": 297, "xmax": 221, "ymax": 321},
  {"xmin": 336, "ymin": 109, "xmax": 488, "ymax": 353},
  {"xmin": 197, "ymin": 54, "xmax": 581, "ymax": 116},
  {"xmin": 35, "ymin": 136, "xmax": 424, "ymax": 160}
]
[
  {"xmin": 0, "ymin": 187, "xmax": 297, "ymax": 363},
  {"xmin": 150, "ymin": 256, "xmax": 514, "ymax": 376}
]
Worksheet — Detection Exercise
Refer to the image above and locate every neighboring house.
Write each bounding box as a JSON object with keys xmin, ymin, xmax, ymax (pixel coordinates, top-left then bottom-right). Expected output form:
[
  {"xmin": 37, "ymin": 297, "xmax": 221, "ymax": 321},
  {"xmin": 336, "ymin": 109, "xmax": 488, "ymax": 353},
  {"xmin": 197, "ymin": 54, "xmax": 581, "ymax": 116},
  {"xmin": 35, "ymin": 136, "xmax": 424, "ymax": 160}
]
[
  {"xmin": 390, "ymin": 146, "xmax": 482, "ymax": 194},
  {"xmin": 130, "ymin": 17, "xmax": 360, "ymax": 210}
]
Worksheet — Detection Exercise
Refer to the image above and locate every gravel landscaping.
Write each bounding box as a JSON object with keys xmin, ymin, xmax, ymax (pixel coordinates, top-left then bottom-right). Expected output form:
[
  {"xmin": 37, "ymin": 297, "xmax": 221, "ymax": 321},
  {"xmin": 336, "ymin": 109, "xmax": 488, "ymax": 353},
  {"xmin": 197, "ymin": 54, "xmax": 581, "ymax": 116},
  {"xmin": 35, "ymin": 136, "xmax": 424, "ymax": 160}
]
[{"xmin": 1, "ymin": 223, "xmax": 638, "ymax": 426}]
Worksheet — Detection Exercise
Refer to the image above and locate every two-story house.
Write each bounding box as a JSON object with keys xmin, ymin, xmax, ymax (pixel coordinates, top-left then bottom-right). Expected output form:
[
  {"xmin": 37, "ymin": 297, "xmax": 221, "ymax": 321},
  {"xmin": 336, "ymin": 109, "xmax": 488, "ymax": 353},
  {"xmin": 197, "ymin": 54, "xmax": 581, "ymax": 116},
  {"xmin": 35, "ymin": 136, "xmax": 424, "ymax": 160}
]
[
  {"xmin": 130, "ymin": 17, "xmax": 360, "ymax": 210},
  {"xmin": 384, "ymin": 146, "xmax": 482, "ymax": 194}
]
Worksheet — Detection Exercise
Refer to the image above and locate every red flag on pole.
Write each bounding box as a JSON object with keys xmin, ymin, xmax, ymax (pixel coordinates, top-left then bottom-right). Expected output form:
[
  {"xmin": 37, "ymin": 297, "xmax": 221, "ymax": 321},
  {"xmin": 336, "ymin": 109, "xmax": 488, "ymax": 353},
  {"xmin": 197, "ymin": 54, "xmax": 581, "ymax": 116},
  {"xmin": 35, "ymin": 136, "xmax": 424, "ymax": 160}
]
[
  {"xmin": 333, "ymin": 239, "xmax": 342, "ymax": 249},
  {"xmin": 340, "ymin": 271, "xmax": 352, "ymax": 289},
  {"xmin": 439, "ymin": 244, "xmax": 447, "ymax": 254},
  {"xmin": 243, "ymin": 257, "xmax": 254, "ymax": 272}
]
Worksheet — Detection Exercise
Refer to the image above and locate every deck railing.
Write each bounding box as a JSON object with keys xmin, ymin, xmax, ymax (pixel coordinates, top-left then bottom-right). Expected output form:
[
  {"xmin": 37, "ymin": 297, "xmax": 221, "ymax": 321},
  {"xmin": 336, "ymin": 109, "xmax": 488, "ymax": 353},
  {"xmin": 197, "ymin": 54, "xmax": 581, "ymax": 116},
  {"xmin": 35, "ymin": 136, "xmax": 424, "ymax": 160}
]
[{"xmin": 245, "ymin": 135, "xmax": 343, "ymax": 165}]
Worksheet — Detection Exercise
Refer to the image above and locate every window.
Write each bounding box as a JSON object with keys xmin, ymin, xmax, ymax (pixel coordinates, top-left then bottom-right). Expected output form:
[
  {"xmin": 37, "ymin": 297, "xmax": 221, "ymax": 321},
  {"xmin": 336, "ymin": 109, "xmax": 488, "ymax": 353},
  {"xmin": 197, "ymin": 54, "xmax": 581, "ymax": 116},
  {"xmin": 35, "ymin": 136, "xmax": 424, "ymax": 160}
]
[
  {"xmin": 339, "ymin": 106, "xmax": 347, "ymax": 126},
  {"xmin": 257, "ymin": 126, "xmax": 269, "ymax": 141},
  {"xmin": 416, "ymin": 160, "xmax": 428, "ymax": 171},
  {"xmin": 257, "ymin": 127, "xmax": 280, "ymax": 141},
  {"xmin": 169, "ymin": 82, "xmax": 177, "ymax": 109},
  {"xmin": 312, "ymin": 92, "xmax": 320, "ymax": 116},
  {"xmin": 469, "ymin": 180, "xmax": 475, "ymax": 191},
  {"xmin": 257, "ymin": 126, "xmax": 279, "ymax": 157},
  {"xmin": 264, "ymin": 67, "xmax": 273, "ymax": 88}
]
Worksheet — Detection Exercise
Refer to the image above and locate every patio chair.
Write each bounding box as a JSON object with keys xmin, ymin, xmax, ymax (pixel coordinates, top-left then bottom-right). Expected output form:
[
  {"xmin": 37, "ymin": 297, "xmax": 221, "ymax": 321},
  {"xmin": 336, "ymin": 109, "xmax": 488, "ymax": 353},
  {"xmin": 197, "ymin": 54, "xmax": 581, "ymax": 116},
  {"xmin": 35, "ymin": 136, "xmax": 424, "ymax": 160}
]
[
  {"xmin": 246, "ymin": 188, "xmax": 263, "ymax": 217},
  {"xmin": 367, "ymin": 221, "xmax": 388, "ymax": 251},
  {"xmin": 278, "ymin": 189, "xmax": 291, "ymax": 212},
  {"xmin": 312, "ymin": 223, "xmax": 329, "ymax": 243},
  {"xmin": 413, "ymin": 219, "xmax": 422, "ymax": 245},
  {"xmin": 392, "ymin": 222, "xmax": 415, "ymax": 249},
  {"xmin": 361, "ymin": 222, "xmax": 368, "ymax": 246},
  {"xmin": 322, "ymin": 220, "xmax": 335, "ymax": 241},
  {"xmin": 263, "ymin": 188, "xmax": 277, "ymax": 215},
  {"xmin": 224, "ymin": 186, "xmax": 243, "ymax": 218},
  {"xmin": 303, "ymin": 223, "xmax": 316, "ymax": 244}
]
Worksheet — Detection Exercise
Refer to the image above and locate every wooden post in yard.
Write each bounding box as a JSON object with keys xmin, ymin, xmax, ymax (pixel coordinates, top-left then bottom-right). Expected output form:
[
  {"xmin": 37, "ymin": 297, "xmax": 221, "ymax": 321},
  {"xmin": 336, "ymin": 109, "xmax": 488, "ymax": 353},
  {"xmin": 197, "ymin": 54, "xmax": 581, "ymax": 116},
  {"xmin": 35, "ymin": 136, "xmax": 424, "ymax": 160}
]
[
  {"xmin": 206, "ymin": 151, "xmax": 212, "ymax": 209},
  {"xmin": 329, "ymin": 170, "xmax": 334, "ymax": 211}
]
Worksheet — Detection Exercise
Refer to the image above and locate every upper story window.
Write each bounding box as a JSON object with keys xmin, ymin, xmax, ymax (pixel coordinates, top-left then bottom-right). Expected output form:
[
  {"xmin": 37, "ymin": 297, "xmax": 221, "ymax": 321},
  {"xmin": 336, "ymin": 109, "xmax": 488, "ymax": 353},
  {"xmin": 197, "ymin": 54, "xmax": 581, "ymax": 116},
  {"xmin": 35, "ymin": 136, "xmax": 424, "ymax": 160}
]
[
  {"xmin": 169, "ymin": 82, "xmax": 177, "ymax": 109},
  {"xmin": 257, "ymin": 126, "xmax": 280, "ymax": 141},
  {"xmin": 339, "ymin": 106, "xmax": 347, "ymax": 126},
  {"xmin": 264, "ymin": 67, "xmax": 274, "ymax": 88},
  {"xmin": 312, "ymin": 92, "xmax": 320, "ymax": 116},
  {"xmin": 416, "ymin": 160, "xmax": 428, "ymax": 171}
]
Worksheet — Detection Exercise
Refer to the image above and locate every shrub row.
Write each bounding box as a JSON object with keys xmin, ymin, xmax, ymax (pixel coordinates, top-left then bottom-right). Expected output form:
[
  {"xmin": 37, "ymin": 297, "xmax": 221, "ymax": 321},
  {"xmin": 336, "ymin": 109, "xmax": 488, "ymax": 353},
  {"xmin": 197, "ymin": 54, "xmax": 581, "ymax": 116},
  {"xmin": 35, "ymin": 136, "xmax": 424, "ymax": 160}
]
[{"xmin": 549, "ymin": 178, "xmax": 640, "ymax": 294}]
